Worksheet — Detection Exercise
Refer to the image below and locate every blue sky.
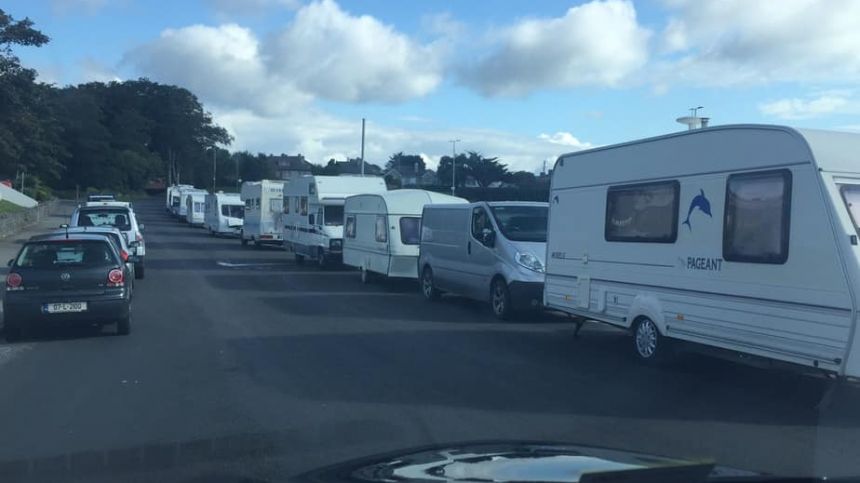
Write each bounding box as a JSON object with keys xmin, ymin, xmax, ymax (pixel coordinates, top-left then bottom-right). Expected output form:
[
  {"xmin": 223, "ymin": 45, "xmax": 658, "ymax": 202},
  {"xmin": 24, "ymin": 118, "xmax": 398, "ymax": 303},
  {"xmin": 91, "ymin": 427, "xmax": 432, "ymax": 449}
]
[{"xmin": 6, "ymin": 0, "xmax": 860, "ymax": 172}]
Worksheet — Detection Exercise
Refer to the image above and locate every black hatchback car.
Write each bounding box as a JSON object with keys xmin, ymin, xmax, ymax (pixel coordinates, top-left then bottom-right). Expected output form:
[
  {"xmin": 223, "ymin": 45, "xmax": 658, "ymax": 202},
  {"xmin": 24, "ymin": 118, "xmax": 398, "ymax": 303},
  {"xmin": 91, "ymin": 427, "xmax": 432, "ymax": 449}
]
[{"xmin": 4, "ymin": 233, "xmax": 132, "ymax": 341}]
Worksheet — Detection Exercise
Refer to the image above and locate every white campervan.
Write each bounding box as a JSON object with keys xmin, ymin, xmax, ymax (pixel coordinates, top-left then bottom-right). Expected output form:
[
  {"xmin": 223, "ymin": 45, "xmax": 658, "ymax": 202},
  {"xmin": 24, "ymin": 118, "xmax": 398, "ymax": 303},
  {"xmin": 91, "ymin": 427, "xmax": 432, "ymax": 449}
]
[
  {"xmin": 240, "ymin": 180, "xmax": 285, "ymax": 246},
  {"xmin": 204, "ymin": 192, "xmax": 244, "ymax": 236},
  {"xmin": 185, "ymin": 191, "xmax": 206, "ymax": 225},
  {"xmin": 166, "ymin": 184, "xmax": 192, "ymax": 213},
  {"xmin": 282, "ymin": 175, "xmax": 387, "ymax": 266},
  {"xmin": 343, "ymin": 189, "xmax": 467, "ymax": 282},
  {"xmin": 175, "ymin": 187, "xmax": 205, "ymax": 219},
  {"xmin": 545, "ymin": 124, "xmax": 860, "ymax": 378}
]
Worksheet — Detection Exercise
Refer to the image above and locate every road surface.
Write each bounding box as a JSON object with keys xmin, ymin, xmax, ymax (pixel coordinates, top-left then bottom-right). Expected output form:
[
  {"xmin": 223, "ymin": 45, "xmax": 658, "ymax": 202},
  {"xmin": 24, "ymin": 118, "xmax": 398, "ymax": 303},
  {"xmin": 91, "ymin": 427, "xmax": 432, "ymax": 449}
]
[{"xmin": 0, "ymin": 198, "xmax": 858, "ymax": 482}]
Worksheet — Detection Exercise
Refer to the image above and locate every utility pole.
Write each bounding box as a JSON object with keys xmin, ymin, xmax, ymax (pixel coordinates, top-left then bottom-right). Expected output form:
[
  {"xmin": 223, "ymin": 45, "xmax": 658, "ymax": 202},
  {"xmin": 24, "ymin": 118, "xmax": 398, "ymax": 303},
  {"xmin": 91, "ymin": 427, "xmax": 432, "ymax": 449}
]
[
  {"xmin": 212, "ymin": 147, "xmax": 217, "ymax": 192},
  {"xmin": 449, "ymin": 139, "xmax": 460, "ymax": 196},
  {"xmin": 360, "ymin": 118, "xmax": 366, "ymax": 176}
]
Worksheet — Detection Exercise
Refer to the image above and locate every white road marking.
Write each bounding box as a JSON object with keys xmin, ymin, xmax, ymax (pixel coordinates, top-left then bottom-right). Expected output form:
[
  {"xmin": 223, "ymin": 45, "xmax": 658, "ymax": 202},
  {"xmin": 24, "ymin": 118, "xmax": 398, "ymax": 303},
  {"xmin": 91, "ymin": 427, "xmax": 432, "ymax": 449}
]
[
  {"xmin": 278, "ymin": 291, "xmax": 414, "ymax": 297},
  {"xmin": 0, "ymin": 344, "xmax": 32, "ymax": 367},
  {"xmin": 216, "ymin": 261, "xmax": 291, "ymax": 268}
]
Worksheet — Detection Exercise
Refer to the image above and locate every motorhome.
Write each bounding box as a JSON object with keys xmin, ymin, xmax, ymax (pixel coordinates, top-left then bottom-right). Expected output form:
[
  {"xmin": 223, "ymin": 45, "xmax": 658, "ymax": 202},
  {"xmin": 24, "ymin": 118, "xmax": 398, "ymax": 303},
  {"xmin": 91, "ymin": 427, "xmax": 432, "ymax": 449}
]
[
  {"xmin": 282, "ymin": 176, "xmax": 387, "ymax": 266},
  {"xmin": 343, "ymin": 190, "xmax": 467, "ymax": 282},
  {"xmin": 204, "ymin": 192, "xmax": 244, "ymax": 236},
  {"xmin": 174, "ymin": 186, "xmax": 205, "ymax": 218},
  {"xmin": 240, "ymin": 180, "xmax": 286, "ymax": 246},
  {"xmin": 185, "ymin": 191, "xmax": 206, "ymax": 225},
  {"xmin": 544, "ymin": 124, "xmax": 860, "ymax": 378},
  {"xmin": 167, "ymin": 184, "xmax": 193, "ymax": 213},
  {"xmin": 418, "ymin": 202, "xmax": 548, "ymax": 319}
]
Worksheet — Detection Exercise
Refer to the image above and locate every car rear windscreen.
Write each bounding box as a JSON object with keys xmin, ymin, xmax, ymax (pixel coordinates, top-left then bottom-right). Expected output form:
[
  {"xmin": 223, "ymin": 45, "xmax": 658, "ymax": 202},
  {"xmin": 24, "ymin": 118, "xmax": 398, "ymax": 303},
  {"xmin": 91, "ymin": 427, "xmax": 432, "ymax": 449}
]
[
  {"xmin": 16, "ymin": 240, "xmax": 117, "ymax": 268},
  {"xmin": 77, "ymin": 208, "xmax": 132, "ymax": 231}
]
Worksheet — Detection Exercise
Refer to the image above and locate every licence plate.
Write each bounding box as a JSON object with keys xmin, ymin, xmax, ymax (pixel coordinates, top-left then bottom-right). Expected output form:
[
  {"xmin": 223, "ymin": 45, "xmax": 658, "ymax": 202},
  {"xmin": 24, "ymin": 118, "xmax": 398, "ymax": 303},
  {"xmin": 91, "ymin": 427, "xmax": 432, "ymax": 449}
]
[{"xmin": 43, "ymin": 302, "xmax": 88, "ymax": 314}]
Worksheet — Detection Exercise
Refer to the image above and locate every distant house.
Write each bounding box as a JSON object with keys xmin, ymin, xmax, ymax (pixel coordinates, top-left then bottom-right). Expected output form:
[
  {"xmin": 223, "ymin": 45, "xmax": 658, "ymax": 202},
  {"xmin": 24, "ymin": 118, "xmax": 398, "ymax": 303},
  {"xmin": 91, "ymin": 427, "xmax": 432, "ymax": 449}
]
[
  {"xmin": 270, "ymin": 154, "xmax": 313, "ymax": 181},
  {"xmin": 420, "ymin": 170, "xmax": 437, "ymax": 186},
  {"xmin": 384, "ymin": 164, "xmax": 425, "ymax": 187},
  {"xmin": 488, "ymin": 181, "xmax": 517, "ymax": 189},
  {"xmin": 328, "ymin": 159, "xmax": 383, "ymax": 176}
]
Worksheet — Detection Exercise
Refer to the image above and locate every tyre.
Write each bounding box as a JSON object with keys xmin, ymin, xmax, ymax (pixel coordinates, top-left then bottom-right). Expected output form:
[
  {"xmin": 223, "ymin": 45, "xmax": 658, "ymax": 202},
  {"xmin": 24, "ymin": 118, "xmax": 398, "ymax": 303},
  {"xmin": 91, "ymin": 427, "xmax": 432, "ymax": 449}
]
[
  {"xmin": 491, "ymin": 278, "xmax": 512, "ymax": 320},
  {"xmin": 134, "ymin": 262, "xmax": 145, "ymax": 280},
  {"xmin": 241, "ymin": 232, "xmax": 248, "ymax": 247},
  {"xmin": 421, "ymin": 266, "xmax": 441, "ymax": 301},
  {"xmin": 632, "ymin": 317, "xmax": 671, "ymax": 363},
  {"xmin": 4, "ymin": 327, "xmax": 22, "ymax": 342},
  {"xmin": 117, "ymin": 312, "xmax": 131, "ymax": 335},
  {"xmin": 295, "ymin": 253, "xmax": 305, "ymax": 265},
  {"xmin": 317, "ymin": 249, "xmax": 327, "ymax": 269},
  {"xmin": 360, "ymin": 266, "xmax": 374, "ymax": 284}
]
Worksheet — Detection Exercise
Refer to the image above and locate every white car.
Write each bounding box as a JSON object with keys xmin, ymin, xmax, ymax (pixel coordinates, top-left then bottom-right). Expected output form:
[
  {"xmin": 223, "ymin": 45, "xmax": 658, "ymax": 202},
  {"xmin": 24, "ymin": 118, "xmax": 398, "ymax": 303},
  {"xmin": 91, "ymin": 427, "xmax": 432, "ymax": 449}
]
[{"xmin": 70, "ymin": 202, "xmax": 146, "ymax": 279}]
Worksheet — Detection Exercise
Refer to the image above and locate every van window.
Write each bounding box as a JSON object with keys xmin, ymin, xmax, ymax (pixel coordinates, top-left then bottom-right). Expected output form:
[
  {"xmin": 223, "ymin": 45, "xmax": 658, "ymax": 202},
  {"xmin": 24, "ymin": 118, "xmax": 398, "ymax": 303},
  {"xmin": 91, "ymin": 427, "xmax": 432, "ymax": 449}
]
[
  {"xmin": 324, "ymin": 205, "xmax": 344, "ymax": 226},
  {"xmin": 375, "ymin": 215, "xmax": 387, "ymax": 242},
  {"xmin": 471, "ymin": 207, "xmax": 493, "ymax": 239},
  {"xmin": 723, "ymin": 170, "xmax": 792, "ymax": 264},
  {"xmin": 490, "ymin": 205, "xmax": 547, "ymax": 242},
  {"xmin": 345, "ymin": 216, "xmax": 356, "ymax": 238},
  {"xmin": 400, "ymin": 217, "xmax": 420, "ymax": 245},
  {"xmin": 222, "ymin": 205, "xmax": 244, "ymax": 218},
  {"xmin": 605, "ymin": 180, "xmax": 679, "ymax": 243}
]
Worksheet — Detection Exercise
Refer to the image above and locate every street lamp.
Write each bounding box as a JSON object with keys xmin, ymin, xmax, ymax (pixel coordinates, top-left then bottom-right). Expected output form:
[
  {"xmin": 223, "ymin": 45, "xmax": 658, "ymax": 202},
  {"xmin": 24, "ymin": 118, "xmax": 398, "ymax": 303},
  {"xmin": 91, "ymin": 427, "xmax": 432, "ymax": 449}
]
[
  {"xmin": 211, "ymin": 146, "xmax": 217, "ymax": 192},
  {"xmin": 449, "ymin": 139, "xmax": 460, "ymax": 196}
]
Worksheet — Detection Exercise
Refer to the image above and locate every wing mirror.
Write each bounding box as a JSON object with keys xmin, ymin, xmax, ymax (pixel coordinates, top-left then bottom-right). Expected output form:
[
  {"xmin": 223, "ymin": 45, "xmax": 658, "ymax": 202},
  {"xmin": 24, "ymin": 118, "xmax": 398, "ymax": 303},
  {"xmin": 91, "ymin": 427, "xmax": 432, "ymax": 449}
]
[
  {"xmin": 481, "ymin": 229, "xmax": 496, "ymax": 247},
  {"xmin": 138, "ymin": 224, "xmax": 145, "ymax": 232},
  {"xmin": 7, "ymin": 258, "xmax": 14, "ymax": 267}
]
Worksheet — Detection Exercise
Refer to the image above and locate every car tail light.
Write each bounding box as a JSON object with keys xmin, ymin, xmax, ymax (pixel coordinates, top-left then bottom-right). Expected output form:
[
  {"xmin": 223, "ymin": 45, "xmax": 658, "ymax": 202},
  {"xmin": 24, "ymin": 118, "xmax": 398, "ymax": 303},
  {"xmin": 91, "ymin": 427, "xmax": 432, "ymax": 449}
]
[
  {"xmin": 135, "ymin": 233, "xmax": 143, "ymax": 242},
  {"xmin": 6, "ymin": 272, "xmax": 22, "ymax": 291},
  {"xmin": 107, "ymin": 268, "xmax": 124, "ymax": 287},
  {"xmin": 120, "ymin": 250, "xmax": 129, "ymax": 262}
]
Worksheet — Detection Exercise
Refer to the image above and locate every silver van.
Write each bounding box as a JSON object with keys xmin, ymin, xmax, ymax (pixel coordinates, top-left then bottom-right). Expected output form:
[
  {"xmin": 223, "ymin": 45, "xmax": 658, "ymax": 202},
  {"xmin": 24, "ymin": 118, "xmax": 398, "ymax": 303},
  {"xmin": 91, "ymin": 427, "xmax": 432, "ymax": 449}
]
[{"xmin": 418, "ymin": 201, "xmax": 548, "ymax": 318}]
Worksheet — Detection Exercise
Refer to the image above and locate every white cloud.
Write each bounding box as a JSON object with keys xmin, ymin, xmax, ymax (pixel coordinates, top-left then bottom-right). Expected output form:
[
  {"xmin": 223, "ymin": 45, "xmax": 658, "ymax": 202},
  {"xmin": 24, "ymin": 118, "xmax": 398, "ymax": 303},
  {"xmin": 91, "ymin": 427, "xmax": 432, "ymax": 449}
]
[
  {"xmin": 538, "ymin": 132, "xmax": 593, "ymax": 149},
  {"xmin": 51, "ymin": 0, "xmax": 109, "ymax": 14},
  {"xmin": 79, "ymin": 58, "xmax": 121, "ymax": 83},
  {"xmin": 759, "ymin": 91, "xmax": 858, "ymax": 120},
  {"xmin": 265, "ymin": 0, "xmax": 444, "ymax": 102},
  {"xmin": 657, "ymin": 0, "xmax": 860, "ymax": 86},
  {"xmin": 214, "ymin": 108, "xmax": 586, "ymax": 173},
  {"xmin": 124, "ymin": 24, "xmax": 310, "ymax": 116},
  {"xmin": 461, "ymin": 0, "xmax": 650, "ymax": 96}
]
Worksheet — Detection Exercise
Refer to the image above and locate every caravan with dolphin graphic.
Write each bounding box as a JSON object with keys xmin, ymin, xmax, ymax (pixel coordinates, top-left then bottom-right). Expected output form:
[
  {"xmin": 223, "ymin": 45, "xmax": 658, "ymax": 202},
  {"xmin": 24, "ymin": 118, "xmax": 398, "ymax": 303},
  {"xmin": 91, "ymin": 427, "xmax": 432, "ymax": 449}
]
[{"xmin": 544, "ymin": 124, "xmax": 860, "ymax": 378}]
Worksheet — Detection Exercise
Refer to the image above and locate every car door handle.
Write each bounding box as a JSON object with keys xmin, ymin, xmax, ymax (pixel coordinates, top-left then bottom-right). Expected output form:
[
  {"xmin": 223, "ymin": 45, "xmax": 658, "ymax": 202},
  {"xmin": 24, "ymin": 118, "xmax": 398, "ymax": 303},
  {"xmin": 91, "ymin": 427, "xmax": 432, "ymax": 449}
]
[{"xmin": 467, "ymin": 241, "xmax": 471, "ymax": 254}]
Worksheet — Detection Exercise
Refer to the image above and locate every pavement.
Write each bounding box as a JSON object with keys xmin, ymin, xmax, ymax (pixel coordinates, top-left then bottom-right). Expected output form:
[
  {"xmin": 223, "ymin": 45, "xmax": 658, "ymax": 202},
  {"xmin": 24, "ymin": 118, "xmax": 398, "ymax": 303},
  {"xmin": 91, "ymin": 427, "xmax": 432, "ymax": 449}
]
[{"xmin": 0, "ymin": 198, "xmax": 858, "ymax": 482}]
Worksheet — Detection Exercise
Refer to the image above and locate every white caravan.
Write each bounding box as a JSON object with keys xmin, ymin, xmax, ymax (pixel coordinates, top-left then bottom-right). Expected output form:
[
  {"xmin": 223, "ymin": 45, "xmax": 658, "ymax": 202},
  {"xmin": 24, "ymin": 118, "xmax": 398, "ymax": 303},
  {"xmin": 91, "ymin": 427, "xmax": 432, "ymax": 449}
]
[
  {"xmin": 166, "ymin": 184, "xmax": 192, "ymax": 212},
  {"xmin": 282, "ymin": 176, "xmax": 387, "ymax": 266},
  {"xmin": 174, "ymin": 187, "xmax": 205, "ymax": 219},
  {"xmin": 185, "ymin": 191, "xmax": 206, "ymax": 225},
  {"xmin": 240, "ymin": 180, "xmax": 285, "ymax": 246},
  {"xmin": 204, "ymin": 192, "xmax": 244, "ymax": 236},
  {"xmin": 343, "ymin": 189, "xmax": 467, "ymax": 281},
  {"xmin": 545, "ymin": 124, "xmax": 860, "ymax": 377}
]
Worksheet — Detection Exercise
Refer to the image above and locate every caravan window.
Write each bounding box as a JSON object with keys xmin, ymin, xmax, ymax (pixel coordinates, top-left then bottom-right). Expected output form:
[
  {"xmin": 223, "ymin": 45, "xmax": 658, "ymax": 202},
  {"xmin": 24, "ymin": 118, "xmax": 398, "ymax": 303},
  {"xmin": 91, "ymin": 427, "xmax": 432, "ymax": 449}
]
[
  {"xmin": 269, "ymin": 199, "xmax": 280, "ymax": 213},
  {"xmin": 375, "ymin": 215, "xmax": 388, "ymax": 242},
  {"xmin": 323, "ymin": 206, "xmax": 344, "ymax": 226},
  {"xmin": 605, "ymin": 181, "xmax": 679, "ymax": 243},
  {"xmin": 283, "ymin": 197, "xmax": 290, "ymax": 214},
  {"xmin": 400, "ymin": 217, "xmax": 421, "ymax": 245},
  {"xmin": 345, "ymin": 216, "xmax": 356, "ymax": 238},
  {"xmin": 840, "ymin": 185, "xmax": 860, "ymax": 233},
  {"xmin": 194, "ymin": 202, "xmax": 203, "ymax": 213},
  {"xmin": 723, "ymin": 169, "xmax": 792, "ymax": 264},
  {"xmin": 222, "ymin": 205, "xmax": 244, "ymax": 218},
  {"xmin": 300, "ymin": 197, "xmax": 308, "ymax": 215}
]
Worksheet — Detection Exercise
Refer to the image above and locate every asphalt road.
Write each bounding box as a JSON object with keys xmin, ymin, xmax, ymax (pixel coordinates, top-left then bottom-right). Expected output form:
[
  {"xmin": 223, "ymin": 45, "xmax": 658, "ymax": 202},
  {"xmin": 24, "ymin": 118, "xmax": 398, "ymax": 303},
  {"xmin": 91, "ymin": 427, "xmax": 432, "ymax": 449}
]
[{"xmin": 1, "ymin": 198, "xmax": 859, "ymax": 482}]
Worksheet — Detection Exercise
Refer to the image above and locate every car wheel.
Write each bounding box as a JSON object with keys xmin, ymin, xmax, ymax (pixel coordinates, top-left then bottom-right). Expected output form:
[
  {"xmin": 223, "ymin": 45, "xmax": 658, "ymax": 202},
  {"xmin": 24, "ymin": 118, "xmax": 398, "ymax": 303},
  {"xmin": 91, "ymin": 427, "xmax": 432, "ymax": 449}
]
[
  {"xmin": 421, "ymin": 267, "xmax": 441, "ymax": 301},
  {"xmin": 134, "ymin": 262, "xmax": 145, "ymax": 279},
  {"xmin": 117, "ymin": 312, "xmax": 131, "ymax": 336},
  {"xmin": 632, "ymin": 317, "xmax": 671, "ymax": 363},
  {"xmin": 4, "ymin": 327, "xmax": 22, "ymax": 342},
  {"xmin": 491, "ymin": 278, "xmax": 512, "ymax": 320},
  {"xmin": 295, "ymin": 253, "xmax": 305, "ymax": 265}
]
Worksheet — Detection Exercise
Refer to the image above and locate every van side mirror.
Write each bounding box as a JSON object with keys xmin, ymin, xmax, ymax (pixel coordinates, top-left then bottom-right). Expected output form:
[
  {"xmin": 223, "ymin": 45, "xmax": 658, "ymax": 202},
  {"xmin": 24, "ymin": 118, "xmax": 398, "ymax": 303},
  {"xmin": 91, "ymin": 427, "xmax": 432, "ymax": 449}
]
[
  {"xmin": 7, "ymin": 259, "xmax": 14, "ymax": 267},
  {"xmin": 308, "ymin": 214, "xmax": 315, "ymax": 225},
  {"xmin": 139, "ymin": 224, "xmax": 145, "ymax": 232},
  {"xmin": 482, "ymin": 229, "xmax": 496, "ymax": 247}
]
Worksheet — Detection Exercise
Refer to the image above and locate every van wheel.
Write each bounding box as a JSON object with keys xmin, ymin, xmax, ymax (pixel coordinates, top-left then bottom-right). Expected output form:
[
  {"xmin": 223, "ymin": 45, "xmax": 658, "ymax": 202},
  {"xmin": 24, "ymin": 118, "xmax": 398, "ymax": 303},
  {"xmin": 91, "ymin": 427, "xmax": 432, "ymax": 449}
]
[
  {"xmin": 240, "ymin": 232, "xmax": 248, "ymax": 247},
  {"xmin": 421, "ymin": 267, "xmax": 441, "ymax": 301},
  {"xmin": 633, "ymin": 317, "xmax": 671, "ymax": 363},
  {"xmin": 491, "ymin": 278, "xmax": 512, "ymax": 320}
]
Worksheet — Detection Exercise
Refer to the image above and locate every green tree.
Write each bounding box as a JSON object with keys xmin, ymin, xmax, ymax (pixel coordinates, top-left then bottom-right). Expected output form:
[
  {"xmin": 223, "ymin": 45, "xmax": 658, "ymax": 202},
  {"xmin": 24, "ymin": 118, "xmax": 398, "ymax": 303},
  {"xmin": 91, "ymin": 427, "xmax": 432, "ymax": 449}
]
[
  {"xmin": 463, "ymin": 151, "xmax": 507, "ymax": 187},
  {"xmin": 385, "ymin": 152, "xmax": 425, "ymax": 175}
]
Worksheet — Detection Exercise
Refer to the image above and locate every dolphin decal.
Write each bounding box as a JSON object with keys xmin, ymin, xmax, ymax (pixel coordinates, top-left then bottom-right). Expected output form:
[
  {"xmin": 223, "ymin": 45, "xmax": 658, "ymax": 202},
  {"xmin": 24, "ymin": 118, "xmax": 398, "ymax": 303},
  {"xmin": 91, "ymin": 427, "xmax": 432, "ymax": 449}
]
[{"xmin": 682, "ymin": 189, "xmax": 711, "ymax": 230}]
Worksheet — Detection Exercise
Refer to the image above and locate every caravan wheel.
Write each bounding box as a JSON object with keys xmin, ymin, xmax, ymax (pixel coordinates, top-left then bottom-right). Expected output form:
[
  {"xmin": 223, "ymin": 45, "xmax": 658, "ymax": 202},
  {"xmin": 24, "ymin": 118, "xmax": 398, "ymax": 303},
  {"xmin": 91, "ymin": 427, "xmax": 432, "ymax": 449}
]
[
  {"xmin": 633, "ymin": 317, "xmax": 672, "ymax": 363},
  {"xmin": 360, "ymin": 267, "xmax": 374, "ymax": 284},
  {"xmin": 240, "ymin": 232, "xmax": 248, "ymax": 247}
]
